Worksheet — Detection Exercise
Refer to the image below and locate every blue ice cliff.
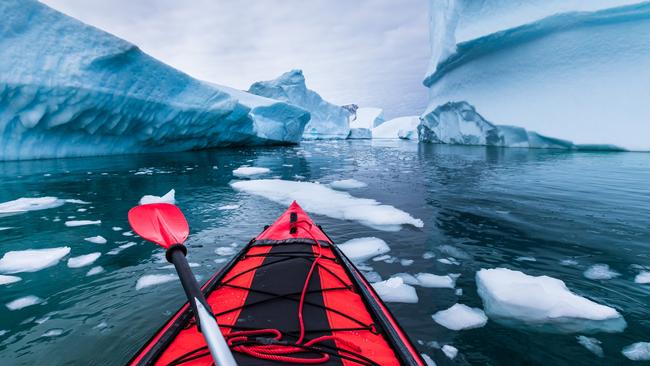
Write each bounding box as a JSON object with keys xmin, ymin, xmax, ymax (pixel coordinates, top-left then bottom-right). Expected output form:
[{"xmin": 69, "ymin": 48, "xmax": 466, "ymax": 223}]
[
  {"xmin": 249, "ymin": 70, "xmax": 351, "ymax": 140},
  {"xmin": 0, "ymin": 0, "xmax": 310, "ymax": 160},
  {"xmin": 424, "ymin": 0, "xmax": 650, "ymax": 151}
]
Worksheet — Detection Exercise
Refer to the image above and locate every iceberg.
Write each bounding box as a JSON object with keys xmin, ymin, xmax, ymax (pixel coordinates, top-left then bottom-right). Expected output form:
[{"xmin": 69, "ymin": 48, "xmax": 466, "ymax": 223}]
[
  {"xmin": 249, "ymin": 70, "xmax": 350, "ymax": 139},
  {"xmin": 424, "ymin": 1, "xmax": 650, "ymax": 151},
  {"xmin": 0, "ymin": 0, "xmax": 309, "ymax": 161},
  {"xmin": 348, "ymin": 108, "xmax": 384, "ymax": 139},
  {"xmin": 372, "ymin": 116, "xmax": 420, "ymax": 140}
]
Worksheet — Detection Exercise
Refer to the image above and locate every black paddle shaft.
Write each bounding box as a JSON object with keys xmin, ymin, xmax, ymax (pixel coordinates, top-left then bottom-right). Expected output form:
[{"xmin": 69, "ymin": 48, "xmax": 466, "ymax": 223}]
[{"xmin": 166, "ymin": 244, "xmax": 213, "ymax": 331}]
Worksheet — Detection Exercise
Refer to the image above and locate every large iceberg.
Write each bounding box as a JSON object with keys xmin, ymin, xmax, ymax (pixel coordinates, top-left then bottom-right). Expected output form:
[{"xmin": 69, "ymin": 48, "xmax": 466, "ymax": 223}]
[
  {"xmin": 372, "ymin": 116, "xmax": 420, "ymax": 140},
  {"xmin": 0, "ymin": 0, "xmax": 309, "ymax": 160},
  {"xmin": 249, "ymin": 70, "xmax": 350, "ymax": 140},
  {"xmin": 424, "ymin": 0, "xmax": 650, "ymax": 151}
]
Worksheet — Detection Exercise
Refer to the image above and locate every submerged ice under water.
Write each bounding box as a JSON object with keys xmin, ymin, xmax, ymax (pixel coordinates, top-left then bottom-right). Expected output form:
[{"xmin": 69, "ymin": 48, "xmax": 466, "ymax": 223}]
[{"xmin": 0, "ymin": 140, "xmax": 649, "ymax": 365}]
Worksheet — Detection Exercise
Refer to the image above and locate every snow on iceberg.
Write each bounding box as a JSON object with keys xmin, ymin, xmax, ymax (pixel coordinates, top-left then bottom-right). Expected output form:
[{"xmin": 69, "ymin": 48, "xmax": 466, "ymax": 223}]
[
  {"xmin": 476, "ymin": 268, "xmax": 626, "ymax": 333},
  {"xmin": 0, "ymin": 0, "xmax": 309, "ymax": 161},
  {"xmin": 371, "ymin": 277, "xmax": 419, "ymax": 303},
  {"xmin": 348, "ymin": 108, "xmax": 384, "ymax": 139},
  {"xmin": 372, "ymin": 116, "xmax": 420, "ymax": 140},
  {"xmin": 230, "ymin": 179, "xmax": 423, "ymax": 231},
  {"xmin": 338, "ymin": 237, "xmax": 390, "ymax": 262},
  {"xmin": 424, "ymin": 1, "xmax": 650, "ymax": 150},
  {"xmin": 249, "ymin": 70, "xmax": 350, "ymax": 140},
  {"xmin": 0, "ymin": 247, "xmax": 70, "ymax": 273},
  {"xmin": 432, "ymin": 303, "xmax": 487, "ymax": 330}
]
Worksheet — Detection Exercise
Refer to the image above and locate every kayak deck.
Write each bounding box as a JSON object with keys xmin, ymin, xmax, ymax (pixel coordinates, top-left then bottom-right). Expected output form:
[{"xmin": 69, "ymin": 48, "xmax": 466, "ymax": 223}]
[{"xmin": 130, "ymin": 202, "xmax": 423, "ymax": 366}]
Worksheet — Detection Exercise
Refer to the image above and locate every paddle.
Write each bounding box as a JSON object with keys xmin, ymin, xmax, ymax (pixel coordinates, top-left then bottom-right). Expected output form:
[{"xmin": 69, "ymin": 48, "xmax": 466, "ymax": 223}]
[{"xmin": 128, "ymin": 203, "xmax": 237, "ymax": 366}]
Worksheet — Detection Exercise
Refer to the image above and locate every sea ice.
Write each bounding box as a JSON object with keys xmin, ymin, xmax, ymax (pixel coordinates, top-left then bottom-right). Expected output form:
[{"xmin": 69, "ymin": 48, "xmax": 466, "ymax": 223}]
[
  {"xmin": 442, "ymin": 345, "xmax": 458, "ymax": 359},
  {"xmin": 577, "ymin": 335, "xmax": 604, "ymax": 357},
  {"xmin": 476, "ymin": 268, "xmax": 626, "ymax": 333},
  {"xmin": 84, "ymin": 236, "xmax": 107, "ymax": 244},
  {"xmin": 432, "ymin": 303, "xmax": 487, "ymax": 330},
  {"xmin": 136, "ymin": 274, "xmax": 177, "ymax": 290},
  {"xmin": 86, "ymin": 266, "xmax": 104, "ymax": 276},
  {"xmin": 6, "ymin": 295, "xmax": 43, "ymax": 310},
  {"xmin": 416, "ymin": 273, "xmax": 457, "ymax": 289},
  {"xmin": 230, "ymin": 179, "xmax": 423, "ymax": 231},
  {"xmin": 400, "ymin": 259, "xmax": 414, "ymax": 266},
  {"xmin": 0, "ymin": 247, "xmax": 70, "ymax": 273},
  {"xmin": 215, "ymin": 247, "xmax": 237, "ymax": 256},
  {"xmin": 329, "ymin": 179, "xmax": 367, "ymax": 190},
  {"xmin": 232, "ymin": 166, "xmax": 270, "ymax": 178},
  {"xmin": 65, "ymin": 220, "xmax": 101, "ymax": 227},
  {"xmin": 422, "ymin": 251, "xmax": 435, "ymax": 259},
  {"xmin": 371, "ymin": 277, "xmax": 418, "ymax": 303},
  {"xmin": 622, "ymin": 342, "xmax": 650, "ymax": 361},
  {"xmin": 394, "ymin": 273, "xmax": 419, "ymax": 286},
  {"xmin": 515, "ymin": 256, "xmax": 537, "ymax": 262},
  {"xmin": 635, "ymin": 271, "xmax": 650, "ymax": 284},
  {"xmin": 421, "ymin": 353, "xmax": 436, "ymax": 366},
  {"xmin": 0, "ymin": 275, "xmax": 21, "ymax": 285},
  {"xmin": 67, "ymin": 253, "xmax": 101, "ymax": 268},
  {"xmin": 42, "ymin": 329, "xmax": 64, "ymax": 337},
  {"xmin": 139, "ymin": 189, "xmax": 175, "ymax": 205},
  {"xmin": 0, "ymin": 197, "xmax": 63, "ymax": 215},
  {"xmin": 584, "ymin": 264, "xmax": 620, "ymax": 280},
  {"xmin": 338, "ymin": 237, "xmax": 390, "ymax": 262},
  {"xmin": 218, "ymin": 204, "xmax": 240, "ymax": 210}
]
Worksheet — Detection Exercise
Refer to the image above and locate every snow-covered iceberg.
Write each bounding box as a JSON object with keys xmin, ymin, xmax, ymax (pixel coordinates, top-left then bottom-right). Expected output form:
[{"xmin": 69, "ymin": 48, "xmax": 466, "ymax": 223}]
[
  {"xmin": 0, "ymin": 0, "xmax": 309, "ymax": 160},
  {"xmin": 424, "ymin": 1, "xmax": 650, "ymax": 151},
  {"xmin": 372, "ymin": 116, "xmax": 420, "ymax": 140},
  {"xmin": 348, "ymin": 108, "xmax": 384, "ymax": 139},
  {"xmin": 249, "ymin": 70, "xmax": 350, "ymax": 139}
]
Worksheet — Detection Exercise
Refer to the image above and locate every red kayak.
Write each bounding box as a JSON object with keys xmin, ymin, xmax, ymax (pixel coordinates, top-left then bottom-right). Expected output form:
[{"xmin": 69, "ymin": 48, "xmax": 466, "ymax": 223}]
[{"xmin": 129, "ymin": 202, "xmax": 424, "ymax": 365}]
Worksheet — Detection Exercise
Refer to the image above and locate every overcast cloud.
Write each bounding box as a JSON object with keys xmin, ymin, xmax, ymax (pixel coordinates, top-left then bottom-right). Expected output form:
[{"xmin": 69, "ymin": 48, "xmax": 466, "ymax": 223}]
[{"xmin": 41, "ymin": 0, "xmax": 430, "ymax": 118}]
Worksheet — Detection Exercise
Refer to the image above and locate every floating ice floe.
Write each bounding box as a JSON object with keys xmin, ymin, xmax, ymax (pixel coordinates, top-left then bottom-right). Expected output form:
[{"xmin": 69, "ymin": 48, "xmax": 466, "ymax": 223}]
[
  {"xmin": 0, "ymin": 247, "xmax": 70, "ymax": 273},
  {"xmin": 84, "ymin": 236, "xmax": 107, "ymax": 244},
  {"xmin": 432, "ymin": 304, "xmax": 487, "ymax": 330},
  {"xmin": 476, "ymin": 268, "xmax": 626, "ymax": 333},
  {"xmin": 423, "ymin": 251, "xmax": 435, "ymax": 259},
  {"xmin": 42, "ymin": 329, "xmax": 64, "ymax": 337},
  {"xmin": 421, "ymin": 353, "xmax": 436, "ymax": 366},
  {"xmin": 437, "ymin": 258, "xmax": 460, "ymax": 265},
  {"xmin": 136, "ymin": 274, "xmax": 177, "ymax": 290},
  {"xmin": 372, "ymin": 277, "xmax": 418, "ymax": 303},
  {"xmin": 232, "ymin": 166, "xmax": 270, "ymax": 178},
  {"xmin": 0, "ymin": 275, "xmax": 21, "ymax": 285},
  {"xmin": 442, "ymin": 345, "xmax": 458, "ymax": 359},
  {"xmin": 339, "ymin": 237, "xmax": 390, "ymax": 262},
  {"xmin": 107, "ymin": 242, "xmax": 136, "ymax": 255},
  {"xmin": 67, "ymin": 253, "xmax": 101, "ymax": 268},
  {"xmin": 6, "ymin": 295, "xmax": 43, "ymax": 310},
  {"xmin": 329, "ymin": 179, "xmax": 368, "ymax": 190},
  {"xmin": 400, "ymin": 259, "xmax": 414, "ymax": 266},
  {"xmin": 577, "ymin": 335, "xmax": 603, "ymax": 357},
  {"xmin": 65, "ymin": 220, "xmax": 101, "ymax": 227},
  {"xmin": 0, "ymin": 197, "xmax": 63, "ymax": 216},
  {"xmin": 560, "ymin": 259, "xmax": 579, "ymax": 266},
  {"xmin": 65, "ymin": 199, "xmax": 90, "ymax": 205},
  {"xmin": 86, "ymin": 266, "xmax": 104, "ymax": 276},
  {"xmin": 112, "ymin": 227, "xmax": 122, "ymax": 231},
  {"xmin": 218, "ymin": 204, "xmax": 240, "ymax": 211},
  {"xmin": 634, "ymin": 271, "xmax": 650, "ymax": 284},
  {"xmin": 230, "ymin": 180, "xmax": 423, "ymax": 231},
  {"xmin": 515, "ymin": 256, "xmax": 537, "ymax": 262},
  {"xmin": 215, "ymin": 247, "xmax": 237, "ymax": 256},
  {"xmin": 416, "ymin": 273, "xmax": 457, "ymax": 289},
  {"xmin": 394, "ymin": 273, "xmax": 419, "ymax": 285},
  {"xmin": 584, "ymin": 264, "xmax": 620, "ymax": 280},
  {"xmin": 139, "ymin": 189, "xmax": 176, "ymax": 205},
  {"xmin": 438, "ymin": 245, "xmax": 471, "ymax": 260},
  {"xmin": 622, "ymin": 342, "xmax": 650, "ymax": 361}
]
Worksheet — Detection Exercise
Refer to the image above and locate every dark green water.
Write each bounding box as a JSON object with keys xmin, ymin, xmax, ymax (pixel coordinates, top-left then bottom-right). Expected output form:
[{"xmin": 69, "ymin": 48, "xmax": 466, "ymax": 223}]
[{"xmin": 0, "ymin": 140, "xmax": 649, "ymax": 365}]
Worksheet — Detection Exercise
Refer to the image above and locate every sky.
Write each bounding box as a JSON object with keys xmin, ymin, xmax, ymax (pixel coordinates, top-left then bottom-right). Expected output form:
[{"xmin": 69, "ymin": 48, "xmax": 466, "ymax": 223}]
[{"xmin": 40, "ymin": 0, "xmax": 431, "ymax": 119}]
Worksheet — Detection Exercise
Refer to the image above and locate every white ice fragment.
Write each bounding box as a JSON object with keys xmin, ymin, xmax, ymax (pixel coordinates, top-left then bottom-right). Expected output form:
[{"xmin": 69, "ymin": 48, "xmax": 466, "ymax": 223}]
[
  {"xmin": 64, "ymin": 199, "xmax": 90, "ymax": 205},
  {"xmin": 232, "ymin": 167, "xmax": 270, "ymax": 178},
  {"xmin": 423, "ymin": 251, "xmax": 435, "ymax": 259},
  {"xmin": 6, "ymin": 295, "xmax": 43, "ymax": 310},
  {"xmin": 442, "ymin": 345, "xmax": 458, "ymax": 360},
  {"xmin": 394, "ymin": 273, "xmax": 419, "ymax": 286},
  {"xmin": 339, "ymin": 238, "xmax": 390, "ymax": 262},
  {"xmin": 0, "ymin": 275, "xmax": 21, "ymax": 285},
  {"xmin": 622, "ymin": 342, "xmax": 650, "ymax": 361},
  {"xmin": 112, "ymin": 227, "xmax": 122, "ymax": 231},
  {"xmin": 577, "ymin": 335, "xmax": 603, "ymax": 357},
  {"xmin": 372, "ymin": 254, "xmax": 392, "ymax": 262},
  {"xmin": 122, "ymin": 231, "xmax": 133, "ymax": 236},
  {"xmin": 634, "ymin": 271, "xmax": 650, "ymax": 284},
  {"xmin": 136, "ymin": 274, "xmax": 177, "ymax": 290},
  {"xmin": 215, "ymin": 247, "xmax": 236, "ymax": 256},
  {"xmin": 372, "ymin": 277, "xmax": 418, "ymax": 303},
  {"xmin": 67, "ymin": 253, "xmax": 101, "ymax": 268},
  {"xmin": 437, "ymin": 258, "xmax": 459, "ymax": 265},
  {"xmin": 218, "ymin": 204, "xmax": 240, "ymax": 210},
  {"xmin": 363, "ymin": 271, "xmax": 382, "ymax": 283},
  {"xmin": 0, "ymin": 197, "xmax": 63, "ymax": 215},
  {"xmin": 560, "ymin": 259, "xmax": 578, "ymax": 266},
  {"xmin": 84, "ymin": 236, "xmax": 107, "ymax": 244},
  {"xmin": 139, "ymin": 189, "xmax": 175, "ymax": 205},
  {"xmin": 455, "ymin": 288, "xmax": 463, "ymax": 296},
  {"xmin": 400, "ymin": 259, "xmax": 414, "ymax": 266},
  {"xmin": 329, "ymin": 179, "xmax": 367, "ymax": 190},
  {"xmin": 515, "ymin": 256, "xmax": 537, "ymax": 262},
  {"xmin": 86, "ymin": 266, "xmax": 104, "ymax": 276},
  {"xmin": 421, "ymin": 353, "xmax": 437, "ymax": 366},
  {"xmin": 0, "ymin": 247, "xmax": 70, "ymax": 273},
  {"xmin": 584, "ymin": 264, "xmax": 620, "ymax": 280},
  {"xmin": 42, "ymin": 329, "xmax": 64, "ymax": 337},
  {"xmin": 476, "ymin": 268, "xmax": 626, "ymax": 333},
  {"xmin": 65, "ymin": 220, "xmax": 101, "ymax": 227},
  {"xmin": 416, "ymin": 273, "xmax": 457, "ymax": 289},
  {"xmin": 231, "ymin": 180, "xmax": 423, "ymax": 231},
  {"xmin": 432, "ymin": 304, "xmax": 487, "ymax": 330}
]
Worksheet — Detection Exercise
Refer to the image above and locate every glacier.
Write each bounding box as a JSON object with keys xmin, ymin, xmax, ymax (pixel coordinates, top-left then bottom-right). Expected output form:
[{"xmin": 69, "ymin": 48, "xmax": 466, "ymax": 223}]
[
  {"xmin": 249, "ymin": 70, "xmax": 351, "ymax": 140},
  {"xmin": 424, "ymin": 0, "xmax": 650, "ymax": 151},
  {"xmin": 0, "ymin": 0, "xmax": 310, "ymax": 161},
  {"xmin": 348, "ymin": 108, "xmax": 385, "ymax": 139}
]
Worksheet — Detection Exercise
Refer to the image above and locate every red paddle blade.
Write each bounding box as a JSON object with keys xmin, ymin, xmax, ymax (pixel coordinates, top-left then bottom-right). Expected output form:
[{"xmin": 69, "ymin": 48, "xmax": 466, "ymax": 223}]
[{"xmin": 128, "ymin": 203, "xmax": 189, "ymax": 249}]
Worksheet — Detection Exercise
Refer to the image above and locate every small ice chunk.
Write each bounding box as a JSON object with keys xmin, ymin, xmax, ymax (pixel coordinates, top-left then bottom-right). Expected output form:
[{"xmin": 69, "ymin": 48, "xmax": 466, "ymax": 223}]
[
  {"xmin": 6, "ymin": 295, "xmax": 43, "ymax": 310},
  {"xmin": 42, "ymin": 329, "xmax": 64, "ymax": 337},
  {"xmin": 339, "ymin": 237, "xmax": 390, "ymax": 262},
  {"xmin": 139, "ymin": 189, "xmax": 175, "ymax": 205},
  {"xmin": 442, "ymin": 345, "xmax": 458, "ymax": 359},
  {"xmin": 622, "ymin": 342, "xmax": 650, "ymax": 361},
  {"xmin": 394, "ymin": 273, "xmax": 419, "ymax": 285},
  {"xmin": 515, "ymin": 256, "xmax": 537, "ymax": 262},
  {"xmin": 455, "ymin": 288, "xmax": 463, "ymax": 296},
  {"xmin": 215, "ymin": 247, "xmax": 236, "ymax": 256},
  {"xmin": 107, "ymin": 242, "xmax": 137, "ymax": 255},
  {"xmin": 372, "ymin": 254, "xmax": 392, "ymax": 262},
  {"xmin": 232, "ymin": 166, "xmax": 270, "ymax": 178},
  {"xmin": 560, "ymin": 259, "xmax": 578, "ymax": 266},
  {"xmin": 432, "ymin": 304, "xmax": 487, "ymax": 330},
  {"xmin": 0, "ymin": 247, "xmax": 70, "ymax": 273},
  {"xmin": 437, "ymin": 258, "xmax": 459, "ymax": 265},
  {"xmin": 136, "ymin": 274, "xmax": 177, "ymax": 290},
  {"xmin": 67, "ymin": 253, "xmax": 101, "ymax": 268},
  {"xmin": 65, "ymin": 199, "xmax": 90, "ymax": 204},
  {"xmin": 416, "ymin": 273, "xmax": 457, "ymax": 289},
  {"xmin": 218, "ymin": 204, "xmax": 240, "ymax": 210},
  {"xmin": 400, "ymin": 259, "xmax": 414, "ymax": 266},
  {"xmin": 329, "ymin": 179, "xmax": 367, "ymax": 190},
  {"xmin": 112, "ymin": 227, "xmax": 122, "ymax": 231},
  {"xmin": 421, "ymin": 353, "xmax": 437, "ymax": 366},
  {"xmin": 634, "ymin": 271, "xmax": 650, "ymax": 284},
  {"xmin": 65, "ymin": 220, "xmax": 101, "ymax": 227},
  {"xmin": 422, "ymin": 251, "xmax": 435, "ymax": 259},
  {"xmin": 0, "ymin": 275, "xmax": 21, "ymax": 285},
  {"xmin": 439, "ymin": 245, "xmax": 470, "ymax": 260},
  {"xmin": 362, "ymin": 271, "xmax": 382, "ymax": 283},
  {"xmin": 122, "ymin": 231, "xmax": 134, "ymax": 236},
  {"xmin": 372, "ymin": 277, "xmax": 418, "ymax": 303},
  {"xmin": 214, "ymin": 258, "xmax": 228, "ymax": 264},
  {"xmin": 0, "ymin": 197, "xmax": 63, "ymax": 215},
  {"xmin": 230, "ymin": 180, "xmax": 423, "ymax": 231},
  {"xmin": 577, "ymin": 335, "xmax": 603, "ymax": 357},
  {"xmin": 77, "ymin": 208, "xmax": 87, "ymax": 212},
  {"xmin": 584, "ymin": 264, "xmax": 620, "ymax": 280},
  {"xmin": 0, "ymin": 227, "xmax": 14, "ymax": 231},
  {"xmin": 86, "ymin": 266, "xmax": 104, "ymax": 276},
  {"xmin": 476, "ymin": 268, "xmax": 626, "ymax": 333},
  {"xmin": 84, "ymin": 236, "xmax": 107, "ymax": 244}
]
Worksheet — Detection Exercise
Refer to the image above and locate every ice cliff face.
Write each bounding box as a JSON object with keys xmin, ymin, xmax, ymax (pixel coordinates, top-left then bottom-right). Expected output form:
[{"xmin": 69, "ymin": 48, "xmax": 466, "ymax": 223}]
[
  {"xmin": 249, "ymin": 70, "xmax": 350, "ymax": 140},
  {"xmin": 0, "ymin": 0, "xmax": 309, "ymax": 160},
  {"xmin": 424, "ymin": 0, "xmax": 650, "ymax": 151}
]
